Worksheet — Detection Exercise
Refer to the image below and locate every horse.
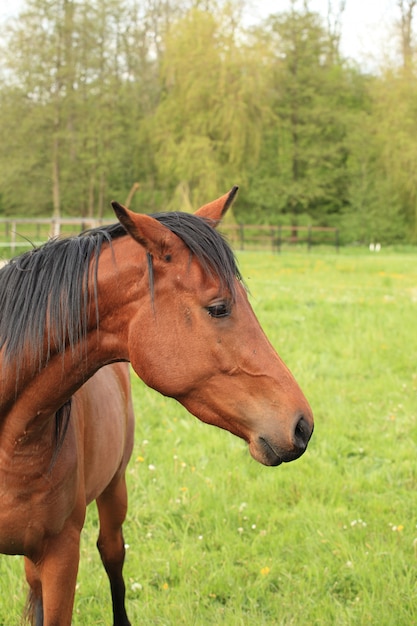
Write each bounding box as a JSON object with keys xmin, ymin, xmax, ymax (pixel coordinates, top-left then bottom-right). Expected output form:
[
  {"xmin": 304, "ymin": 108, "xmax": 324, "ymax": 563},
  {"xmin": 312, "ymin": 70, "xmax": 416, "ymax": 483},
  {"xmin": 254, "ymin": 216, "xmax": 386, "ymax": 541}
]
[
  {"xmin": 23, "ymin": 363, "xmax": 134, "ymax": 625},
  {"xmin": 0, "ymin": 186, "xmax": 314, "ymax": 625}
]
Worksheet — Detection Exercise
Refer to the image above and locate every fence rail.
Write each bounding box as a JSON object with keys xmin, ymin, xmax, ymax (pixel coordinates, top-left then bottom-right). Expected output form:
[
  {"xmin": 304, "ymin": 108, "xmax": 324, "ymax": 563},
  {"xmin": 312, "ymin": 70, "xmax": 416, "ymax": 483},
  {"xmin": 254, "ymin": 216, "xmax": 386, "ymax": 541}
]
[
  {"xmin": 0, "ymin": 218, "xmax": 339, "ymax": 255},
  {"xmin": 220, "ymin": 224, "xmax": 339, "ymax": 252},
  {"xmin": 0, "ymin": 217, "xmax": 114, "ymax": 254}
]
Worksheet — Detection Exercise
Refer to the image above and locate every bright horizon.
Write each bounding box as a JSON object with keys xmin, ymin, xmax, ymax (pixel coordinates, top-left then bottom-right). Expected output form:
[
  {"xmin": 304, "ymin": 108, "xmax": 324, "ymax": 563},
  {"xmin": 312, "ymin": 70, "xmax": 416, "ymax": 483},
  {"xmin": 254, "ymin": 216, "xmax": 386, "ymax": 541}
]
[
  {"xmin": 1, "ymin": 0, "xmax": 403, "ymax": 70},
  {"xmin": 245, "ymin": 0, "xmax": 400, "ymax": 69}
]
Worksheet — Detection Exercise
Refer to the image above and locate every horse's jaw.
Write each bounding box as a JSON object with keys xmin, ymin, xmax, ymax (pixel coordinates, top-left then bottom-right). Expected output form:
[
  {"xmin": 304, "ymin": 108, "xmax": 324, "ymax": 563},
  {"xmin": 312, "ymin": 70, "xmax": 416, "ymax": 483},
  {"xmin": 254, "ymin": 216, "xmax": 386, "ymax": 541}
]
[{"xmin": 176, "ymin": 387, "xmax": 313, "ymax": 468}]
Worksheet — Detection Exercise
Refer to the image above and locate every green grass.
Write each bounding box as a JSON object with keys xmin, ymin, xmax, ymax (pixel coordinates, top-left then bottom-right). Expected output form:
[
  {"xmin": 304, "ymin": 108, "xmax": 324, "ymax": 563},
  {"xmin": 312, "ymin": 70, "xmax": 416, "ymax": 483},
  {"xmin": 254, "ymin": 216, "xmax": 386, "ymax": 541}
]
[{"xmin": 1, "ymin": 250, "xmax": 417, "ymax": 624}]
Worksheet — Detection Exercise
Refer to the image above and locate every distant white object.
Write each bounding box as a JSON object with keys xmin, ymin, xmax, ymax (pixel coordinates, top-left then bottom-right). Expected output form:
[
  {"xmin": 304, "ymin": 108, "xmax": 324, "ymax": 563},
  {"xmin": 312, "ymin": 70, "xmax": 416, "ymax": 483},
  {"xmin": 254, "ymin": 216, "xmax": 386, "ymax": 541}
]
[
  {"xmin": 369, "ymin": 243, "xmax": 375, "ymax": 251},
  {"xmin": 369, "ymin": 243, "xmax": 381, "ymax": 252}
]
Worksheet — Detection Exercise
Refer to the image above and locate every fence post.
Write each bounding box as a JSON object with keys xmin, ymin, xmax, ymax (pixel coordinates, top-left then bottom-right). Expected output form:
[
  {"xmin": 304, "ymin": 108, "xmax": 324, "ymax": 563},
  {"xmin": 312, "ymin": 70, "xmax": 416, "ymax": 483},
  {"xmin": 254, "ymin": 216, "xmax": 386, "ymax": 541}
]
[
  {"xmin": 51, "ymin": 218, "xmax": 60, "ymax": 238},
  {"xmin": 276, "ymin": 225, "xmax": 282, "ymax": 253},
  {"xmin": 308, "ymin": 225, "xmax": 312, "ymax": 251}
]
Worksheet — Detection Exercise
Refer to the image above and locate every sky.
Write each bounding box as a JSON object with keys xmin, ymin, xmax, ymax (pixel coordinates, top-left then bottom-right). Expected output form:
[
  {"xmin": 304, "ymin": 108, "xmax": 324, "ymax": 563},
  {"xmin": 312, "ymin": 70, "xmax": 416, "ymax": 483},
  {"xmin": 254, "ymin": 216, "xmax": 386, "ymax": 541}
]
[
  {"xmin": 0, "ymin": 0, "xmax": 402, "ymax": 68},
  {"xmin": 245, "ymin": 0, "xmax": 400, "ymax": 67}
]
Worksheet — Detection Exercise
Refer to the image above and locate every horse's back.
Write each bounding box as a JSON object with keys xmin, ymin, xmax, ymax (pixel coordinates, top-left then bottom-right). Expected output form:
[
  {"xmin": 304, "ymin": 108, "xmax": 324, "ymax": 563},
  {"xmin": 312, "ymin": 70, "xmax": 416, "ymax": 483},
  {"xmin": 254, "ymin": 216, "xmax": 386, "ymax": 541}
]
[{"xmin": 73, "ymin": 363, "xmax": 135, "ymax": 504}]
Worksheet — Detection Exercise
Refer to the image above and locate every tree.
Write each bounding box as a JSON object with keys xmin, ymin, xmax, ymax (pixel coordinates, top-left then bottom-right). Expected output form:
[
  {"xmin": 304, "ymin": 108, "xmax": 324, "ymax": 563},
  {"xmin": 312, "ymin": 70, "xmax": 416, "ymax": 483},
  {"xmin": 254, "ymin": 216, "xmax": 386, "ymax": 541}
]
[
  {"xmin": 1, "ymin": 0, "xmax": 416, "ymax": 244},
  {"xmin": 343, "ymin": 1, "xmax": 417, "ymax": 243},
  {"xmin": 397, "ymin": 0, "xmax": 417, "ymax": 69},
  {"xmin": 362, "ymin": 70, "xmax": 417, "ymax": 241},
  {"xmin": 323, "ymin": 0, "xmax": 346, "ymax": 63},
  {"xmin": 149, "ymin": 5, "xmax": 267, "ymax": 210},
  {"xmin": 241, "ymin": 2, "xmax": 356, "ymax": 226},
  {"xmin": 0, "ymin": 0, "xmax": 164, "ymax": 218}
]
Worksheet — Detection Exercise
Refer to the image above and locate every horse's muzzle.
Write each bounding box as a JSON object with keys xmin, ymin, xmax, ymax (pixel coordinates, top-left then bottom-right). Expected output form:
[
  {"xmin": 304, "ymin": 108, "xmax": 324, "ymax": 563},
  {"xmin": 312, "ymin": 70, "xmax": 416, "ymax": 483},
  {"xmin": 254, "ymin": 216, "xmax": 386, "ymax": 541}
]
[
  {"xmin": 252, "ymin": 414, "xmax": 314, "ymax": 467},
  {"xmin": 292, "ymin": 414, "xmax": 314, "ymax": 457}
]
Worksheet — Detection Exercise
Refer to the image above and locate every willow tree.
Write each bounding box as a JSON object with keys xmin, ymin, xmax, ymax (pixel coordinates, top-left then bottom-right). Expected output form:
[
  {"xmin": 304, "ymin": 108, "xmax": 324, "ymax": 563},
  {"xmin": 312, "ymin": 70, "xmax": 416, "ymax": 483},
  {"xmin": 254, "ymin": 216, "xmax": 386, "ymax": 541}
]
[{"xmin": 150, "ymin": 6, "xmax": 267, "ymax": 210}]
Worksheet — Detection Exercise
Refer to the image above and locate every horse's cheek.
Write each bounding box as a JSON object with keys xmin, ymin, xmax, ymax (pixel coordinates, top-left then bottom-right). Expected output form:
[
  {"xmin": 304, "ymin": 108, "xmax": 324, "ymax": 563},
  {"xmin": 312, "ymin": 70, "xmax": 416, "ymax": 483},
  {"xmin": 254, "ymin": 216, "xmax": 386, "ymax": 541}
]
[
  {"xmin": 127, "ymin": 334, "xmax": 153, "ymax": 384},
  {"xmin": 126, "ymin": 320, "xmax": 175, "ymax": 393}
]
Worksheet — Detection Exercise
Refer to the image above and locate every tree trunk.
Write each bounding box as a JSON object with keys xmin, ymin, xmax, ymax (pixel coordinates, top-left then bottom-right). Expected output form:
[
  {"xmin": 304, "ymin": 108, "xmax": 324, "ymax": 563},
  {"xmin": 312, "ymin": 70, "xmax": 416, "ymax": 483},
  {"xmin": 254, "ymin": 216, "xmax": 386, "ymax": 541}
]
[{"xmin": 398, "ymin": 0, "xmax": 416, "ymax": 69}]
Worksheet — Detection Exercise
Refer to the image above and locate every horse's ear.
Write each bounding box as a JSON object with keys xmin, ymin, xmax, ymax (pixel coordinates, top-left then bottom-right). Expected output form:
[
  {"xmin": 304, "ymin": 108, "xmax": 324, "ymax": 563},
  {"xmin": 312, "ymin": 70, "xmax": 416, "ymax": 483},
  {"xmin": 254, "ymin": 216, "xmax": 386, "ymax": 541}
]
[
  {"xmin": 112, "ymin": 201, "xmax": 171, "ymax": 253},
  {"xmin": 194, "ymin": 186, "xmax": 238, "ymax": 226}
]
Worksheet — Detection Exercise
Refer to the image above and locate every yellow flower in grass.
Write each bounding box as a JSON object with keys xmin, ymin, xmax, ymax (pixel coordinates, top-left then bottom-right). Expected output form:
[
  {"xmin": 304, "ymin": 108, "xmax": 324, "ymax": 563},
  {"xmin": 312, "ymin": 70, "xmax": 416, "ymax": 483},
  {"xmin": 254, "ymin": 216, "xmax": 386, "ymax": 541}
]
[
  {"xmin": 260, "ymin": 566, "xmax": 270, "ymax": 576},
  {"xmin": 392, "ymin": 524, "xmax": 404, "ymax": 532},
  {"xmin": 162, "ymin": 582, "xmax": 169, "ymax": 590}
]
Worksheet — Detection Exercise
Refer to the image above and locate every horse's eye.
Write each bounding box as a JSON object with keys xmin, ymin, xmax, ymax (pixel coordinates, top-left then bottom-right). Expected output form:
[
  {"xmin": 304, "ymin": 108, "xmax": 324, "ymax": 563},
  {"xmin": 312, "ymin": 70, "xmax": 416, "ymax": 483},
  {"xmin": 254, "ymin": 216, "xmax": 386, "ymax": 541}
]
[{"xmin": 207, "ymin": 302, "xmax": 230, "ymax": 318}]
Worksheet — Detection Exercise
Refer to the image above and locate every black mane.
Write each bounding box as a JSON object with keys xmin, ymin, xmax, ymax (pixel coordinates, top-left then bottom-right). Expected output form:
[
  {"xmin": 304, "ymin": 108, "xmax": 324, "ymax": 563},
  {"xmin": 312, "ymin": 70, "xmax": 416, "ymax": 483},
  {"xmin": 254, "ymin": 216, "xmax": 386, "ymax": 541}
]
[
  {"xmin": 151, "ymin": 212, "xmax": 241, "ymax": 295},
  {"xmin": 0, "ymin": 213, "xmax": 240, "ymax": 373},
  {"xmin": 0, "ymin": 223, "xmax": 126, "ymax": 373}
]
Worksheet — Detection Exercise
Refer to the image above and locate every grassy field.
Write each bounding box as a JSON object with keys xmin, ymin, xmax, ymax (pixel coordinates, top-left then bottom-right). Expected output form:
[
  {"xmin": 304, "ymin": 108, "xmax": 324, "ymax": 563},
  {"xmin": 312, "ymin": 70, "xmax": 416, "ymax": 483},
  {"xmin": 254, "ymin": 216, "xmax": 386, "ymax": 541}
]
[{"xmin": 1, "ymin": 248, "xmax": 417, "ymax": 625}]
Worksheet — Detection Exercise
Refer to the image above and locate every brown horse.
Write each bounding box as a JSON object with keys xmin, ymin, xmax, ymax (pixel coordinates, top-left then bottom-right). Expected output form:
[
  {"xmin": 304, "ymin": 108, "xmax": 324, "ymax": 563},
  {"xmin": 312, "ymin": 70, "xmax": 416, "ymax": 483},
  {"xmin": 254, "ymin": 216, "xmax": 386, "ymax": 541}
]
[
  {"xmin": 0, "ymin": 187, "xmax": 313, "ymax": 625},
  {"xmin": 23, "ymin": 363, "xmax": 134, "ymax": 625}
]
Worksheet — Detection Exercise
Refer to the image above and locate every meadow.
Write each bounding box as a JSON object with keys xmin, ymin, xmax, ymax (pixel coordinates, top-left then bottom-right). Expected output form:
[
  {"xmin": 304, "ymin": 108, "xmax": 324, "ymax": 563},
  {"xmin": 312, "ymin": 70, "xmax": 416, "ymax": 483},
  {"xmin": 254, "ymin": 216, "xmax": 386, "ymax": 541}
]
[{"xmin": 0, "ymin": 248, "xmax": 416, "ymax": 625}]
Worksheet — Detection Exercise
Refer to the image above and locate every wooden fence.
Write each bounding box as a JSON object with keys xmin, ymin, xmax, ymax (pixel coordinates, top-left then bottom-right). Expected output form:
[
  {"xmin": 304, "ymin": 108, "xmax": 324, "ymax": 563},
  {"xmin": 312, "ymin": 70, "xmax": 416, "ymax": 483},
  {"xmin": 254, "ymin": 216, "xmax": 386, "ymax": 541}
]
[
  {"xmin": 0, "ymin": 217, "xmax": 114, "ymax": 254},
  {"xmin": 220, "ymin": 224, "xmax": 339, "ymax": 252},
  {"xmin": 0, "ymin": 218, "xmax": 339, "ymax": 255}
]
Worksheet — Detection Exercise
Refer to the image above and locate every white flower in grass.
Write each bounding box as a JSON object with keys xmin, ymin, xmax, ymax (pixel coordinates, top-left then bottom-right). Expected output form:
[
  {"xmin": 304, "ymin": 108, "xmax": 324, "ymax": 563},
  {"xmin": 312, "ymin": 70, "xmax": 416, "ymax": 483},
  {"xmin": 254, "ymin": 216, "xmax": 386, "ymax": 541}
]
[{"xmin": 350, "ymin": 519, "xmax": 367, "ymax": 528}]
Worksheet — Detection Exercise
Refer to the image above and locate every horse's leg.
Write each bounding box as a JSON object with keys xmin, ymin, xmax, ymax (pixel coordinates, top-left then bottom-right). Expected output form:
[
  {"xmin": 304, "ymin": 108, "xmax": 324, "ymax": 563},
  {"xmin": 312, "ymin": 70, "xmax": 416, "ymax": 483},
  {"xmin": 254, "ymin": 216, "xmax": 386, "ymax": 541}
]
[
  {"xmin": 24, "ymin": 523, "xmax": 82, "ymax": 626},
  {"xmin": 24, "ymin": 558, "xmax": 43, "ymax": 626},
  {"xmin": 96, "ymin": 475, "xmax": 131, "ymax": 626}
]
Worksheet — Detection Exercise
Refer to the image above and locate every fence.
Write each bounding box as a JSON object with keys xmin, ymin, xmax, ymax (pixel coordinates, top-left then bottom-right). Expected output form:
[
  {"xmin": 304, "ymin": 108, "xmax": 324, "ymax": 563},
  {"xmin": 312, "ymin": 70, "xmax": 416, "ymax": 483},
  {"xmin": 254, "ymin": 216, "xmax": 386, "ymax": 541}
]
[
  {"xmin": 0, "ymin": 217, "xmax": 114, "ymax": 255},
  {"xmin": 220, "ymin": 224, "xmax": 339, "ymax": 252},
  {"xmin": 0, "ymin": 218, "xmax": 339, "ymax": 255}
]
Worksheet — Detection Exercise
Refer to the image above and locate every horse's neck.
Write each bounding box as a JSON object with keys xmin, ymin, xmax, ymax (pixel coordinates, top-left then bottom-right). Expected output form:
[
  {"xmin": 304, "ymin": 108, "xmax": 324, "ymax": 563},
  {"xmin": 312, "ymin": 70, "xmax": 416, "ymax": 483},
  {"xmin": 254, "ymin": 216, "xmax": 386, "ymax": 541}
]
[
  {"xmin": 0, "ymin": 345, "xmax": 102, "ymax": 444},
  {"xmin": 0, "ymin": 237, "xmax": 145, "ymax": 436}
]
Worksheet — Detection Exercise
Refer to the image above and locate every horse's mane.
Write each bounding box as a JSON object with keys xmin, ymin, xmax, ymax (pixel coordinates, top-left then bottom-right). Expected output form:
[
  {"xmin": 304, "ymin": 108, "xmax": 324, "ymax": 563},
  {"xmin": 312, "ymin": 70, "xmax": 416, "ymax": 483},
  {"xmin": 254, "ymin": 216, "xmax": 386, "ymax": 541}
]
[
  {"xmin": 152, "ymin": 212, "xmax": 241, "ymax": 295},
  {"xmin": 0, "ymin": 213, "xmax": 241, "ymax": 373},
  {"xmin": 0, "ymin": 223, "xmax": 125, "ymax": 373}
]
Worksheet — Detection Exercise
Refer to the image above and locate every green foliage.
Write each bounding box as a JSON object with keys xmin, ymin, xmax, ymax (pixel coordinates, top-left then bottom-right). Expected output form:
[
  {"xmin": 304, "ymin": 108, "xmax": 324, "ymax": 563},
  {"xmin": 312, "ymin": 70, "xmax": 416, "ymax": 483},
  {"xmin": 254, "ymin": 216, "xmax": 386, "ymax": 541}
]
[
  {"xmin": 246, "ymin": 10, "xmax": 349, "ymax": 220},
  {"xmin": 1, "ymin": 249, "xmax": 417, "ymax": 623},
  {"xmin": 1, "ymin": 0, "xmax": 417, "ymax": 241},
  {"xmin": 150, "ymin": 6, "xmax": 266, "ymax": 209},
  {"xmin": 366, "ymin": 69, "xmax": 417, "ymax": 242}
]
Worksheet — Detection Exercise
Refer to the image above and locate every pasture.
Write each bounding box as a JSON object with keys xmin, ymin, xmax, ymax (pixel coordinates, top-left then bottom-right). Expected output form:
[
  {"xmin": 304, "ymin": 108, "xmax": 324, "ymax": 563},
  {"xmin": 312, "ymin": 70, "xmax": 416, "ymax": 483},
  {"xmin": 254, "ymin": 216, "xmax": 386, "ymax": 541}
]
[{"xmin": 1, "ymin": 248, "xmax": 416, "ymax": 625}]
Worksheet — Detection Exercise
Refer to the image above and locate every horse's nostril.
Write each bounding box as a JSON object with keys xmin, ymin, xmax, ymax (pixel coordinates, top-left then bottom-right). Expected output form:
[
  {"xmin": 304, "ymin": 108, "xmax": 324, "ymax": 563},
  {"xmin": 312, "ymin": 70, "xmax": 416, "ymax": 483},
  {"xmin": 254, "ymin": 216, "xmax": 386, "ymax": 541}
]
[{"xmin": 294, "ymin": 415, "xmax": 313, "ymax": 450}]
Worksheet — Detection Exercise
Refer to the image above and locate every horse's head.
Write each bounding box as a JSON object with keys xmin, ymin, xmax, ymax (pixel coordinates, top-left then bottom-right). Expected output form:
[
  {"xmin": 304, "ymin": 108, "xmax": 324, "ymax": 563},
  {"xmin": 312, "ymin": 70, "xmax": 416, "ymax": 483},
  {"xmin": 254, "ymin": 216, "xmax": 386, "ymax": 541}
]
[{"xmin": 112, "ymin": 188, "xmax": 313, "ymax": 466}]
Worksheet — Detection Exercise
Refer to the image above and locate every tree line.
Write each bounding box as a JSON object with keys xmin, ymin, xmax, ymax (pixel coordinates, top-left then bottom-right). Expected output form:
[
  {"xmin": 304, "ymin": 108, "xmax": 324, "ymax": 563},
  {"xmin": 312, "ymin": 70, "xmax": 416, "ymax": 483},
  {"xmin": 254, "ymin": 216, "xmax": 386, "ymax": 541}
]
[{"xmin": 1, "ymin": 0, "xmax": 417, "ymax": 244}]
